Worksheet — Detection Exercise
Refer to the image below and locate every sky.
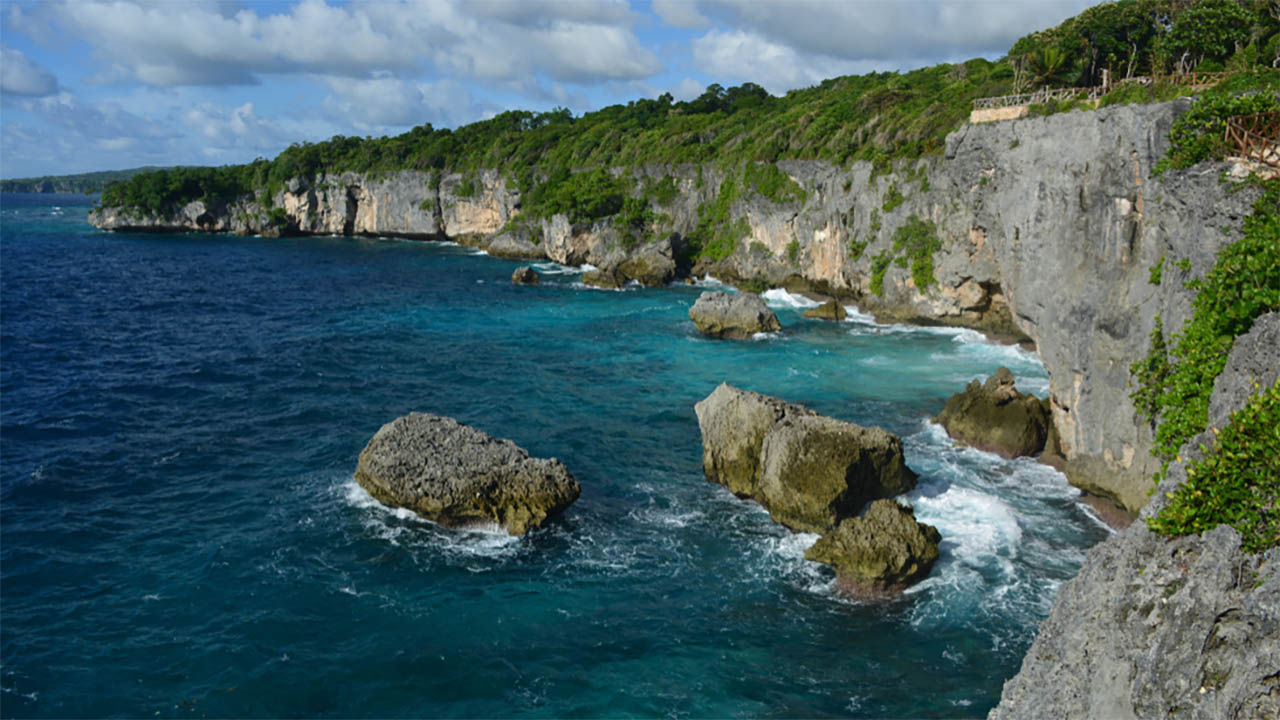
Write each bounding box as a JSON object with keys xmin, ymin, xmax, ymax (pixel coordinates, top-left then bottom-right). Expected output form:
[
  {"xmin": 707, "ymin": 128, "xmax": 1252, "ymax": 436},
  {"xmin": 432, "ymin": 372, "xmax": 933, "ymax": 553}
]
[{"xmin": 0, "ymin": 0, "xmax": 1095, "ymax": 178}]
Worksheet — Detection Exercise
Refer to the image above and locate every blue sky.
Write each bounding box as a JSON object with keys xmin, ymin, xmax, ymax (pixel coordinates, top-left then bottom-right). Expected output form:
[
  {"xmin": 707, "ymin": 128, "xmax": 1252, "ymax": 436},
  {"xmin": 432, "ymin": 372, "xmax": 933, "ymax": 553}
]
[{"xmin": 0, "ymin": 0, "xmax": 1093, "ymax": 178}]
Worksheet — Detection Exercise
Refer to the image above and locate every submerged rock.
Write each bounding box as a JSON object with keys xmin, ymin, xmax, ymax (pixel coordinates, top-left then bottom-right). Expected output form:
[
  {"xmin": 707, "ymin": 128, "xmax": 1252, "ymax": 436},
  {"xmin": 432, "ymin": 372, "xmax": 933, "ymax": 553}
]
[
  {"xmin": 694, "ymin": 383, "xmax": 917, "ymax": 533},
  {"xmin": 689, "ymin": 291, "xmax": 781, "ymax": 339},
  {"xmin": 511, "ymin": 266, "xmax": 540, "ymax": 285},
  {"xmin": 935, "ymin": 367, "xmax": 1049, "ymax": 458},
  {"xmin": 804, "ymin": 499, "xmax": 940, "ymax": 594},
  {"xmin": 802, "ymin": 299, "xmax": 847, "ymax": 321},
  {"xmin": 354, "ymin": 413, "xmax": 580, "ymax": 536}
]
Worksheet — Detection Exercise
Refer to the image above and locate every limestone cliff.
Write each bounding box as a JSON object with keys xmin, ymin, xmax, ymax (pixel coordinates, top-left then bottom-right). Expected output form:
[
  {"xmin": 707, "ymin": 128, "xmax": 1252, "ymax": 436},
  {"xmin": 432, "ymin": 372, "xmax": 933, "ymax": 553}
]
[{"xmin": 88, "ymin": 100, "xmax": 1259, "ymax": 514}]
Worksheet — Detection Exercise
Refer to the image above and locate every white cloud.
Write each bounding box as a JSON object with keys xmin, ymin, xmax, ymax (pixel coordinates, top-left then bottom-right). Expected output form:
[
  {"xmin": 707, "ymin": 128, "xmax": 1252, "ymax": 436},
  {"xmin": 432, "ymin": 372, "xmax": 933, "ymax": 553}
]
[
  {"xmin": 321, "ymin": 74, "xmax": 496, "ymax": 130},
  {"xmin": 688, "ymin": 0, "xmax": 1093, "ymax": 63},
  {"xmin": 652, "ymin": 0, "xmax": 711, "ymax": 29},
  {"xmin": 671, "ymin": 76, "xmax": 706, "ymax": 101},
  {"xmin": 43, "ymin": 0, "xmax": 662, "ymax": 90},
  {"xmin": 691, "ymin": 30, "xmax": 882, "ymax": 94},
  {"xmin": 1, "ymin": 48, "xmax": 59, "ymax": 97}
]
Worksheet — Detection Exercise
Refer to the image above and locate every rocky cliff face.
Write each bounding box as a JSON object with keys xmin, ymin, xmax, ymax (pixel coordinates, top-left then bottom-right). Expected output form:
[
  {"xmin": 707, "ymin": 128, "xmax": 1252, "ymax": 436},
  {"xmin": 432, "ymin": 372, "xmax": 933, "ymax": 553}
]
[
  {"xmin": 88, "ymin": 100, "xmax": 1260, "ymax": 514},
  {"xmin": 990, "ymin": 315, "xmax": 1280, "ymax": 720}
]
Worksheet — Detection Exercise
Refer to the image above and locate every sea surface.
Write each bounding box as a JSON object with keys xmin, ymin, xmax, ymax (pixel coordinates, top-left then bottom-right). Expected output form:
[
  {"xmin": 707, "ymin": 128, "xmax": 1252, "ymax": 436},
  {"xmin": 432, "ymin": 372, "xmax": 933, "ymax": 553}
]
[{"xmin": 0, "ymin": 192, "xmax": 1110, "ymax": 718}]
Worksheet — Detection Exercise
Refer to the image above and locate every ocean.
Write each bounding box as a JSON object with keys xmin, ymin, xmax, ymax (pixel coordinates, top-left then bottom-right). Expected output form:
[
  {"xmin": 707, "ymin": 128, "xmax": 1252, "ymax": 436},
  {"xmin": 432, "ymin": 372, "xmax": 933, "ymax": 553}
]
[{"xmin": 0, "ymin": 192, "xmax": 1109, "ymax": 717}]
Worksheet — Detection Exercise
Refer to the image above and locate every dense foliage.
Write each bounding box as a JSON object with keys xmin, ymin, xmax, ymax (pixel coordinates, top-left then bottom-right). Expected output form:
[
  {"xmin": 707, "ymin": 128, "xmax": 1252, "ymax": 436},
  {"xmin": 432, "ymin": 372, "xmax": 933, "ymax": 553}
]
[
  {"xmin": 2, "ymin": 167, "xmax": 166, "ymax": 194},
  {"xmin": 1153, "ymin": 76, "xmax": 1280, "ymax": 173},
  {"xmin": 1010, "ymin": 0, "xmax": 1278, "ymax": 88},
  {"xmin": 1131, "ymin": 180, "xmax": 1280, "ymax": 475},
  {"xmin": 1147, "ymin": 379, "xmax": 1280, "ymax": 553}
]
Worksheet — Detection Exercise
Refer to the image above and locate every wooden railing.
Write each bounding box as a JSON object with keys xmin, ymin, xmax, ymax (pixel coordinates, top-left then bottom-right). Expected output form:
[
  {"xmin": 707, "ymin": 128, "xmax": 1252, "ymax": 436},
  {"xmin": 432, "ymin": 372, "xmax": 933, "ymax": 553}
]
[
  {"xmin": 972, "ymin": 72, "xmax": 1229, "ymax": 111},
  {"xmin": 1226, "ymin": 111, "xmax": 1280, "ymax": 168}
]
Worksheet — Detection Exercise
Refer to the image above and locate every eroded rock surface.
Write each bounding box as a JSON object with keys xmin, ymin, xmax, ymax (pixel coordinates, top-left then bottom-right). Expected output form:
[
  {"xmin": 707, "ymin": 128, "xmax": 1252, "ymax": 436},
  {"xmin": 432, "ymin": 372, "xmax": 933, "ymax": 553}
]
[
  {"xmin": 803, "ymin": 299, "xmax": 847, "ymax": 321},
  {"xmin": 804, "ymin": 499, "xmax": 941, "ymax": 594},
  {"xmin": 694, "ymin": 383, "xmax": 916, "ymax": 533},
  {"xmin": 935, "ymin": 366, "xmax": 1050, "ymax": 458},
  {"xmin": 511, "ymin": 266, "xmax": 540, "ymax": 285},
  {"xmin": 688, "ymin": 291, "xmax": 781, "ymax": 339},
  {"xmin": 354, "ymin": 413, "xmax": 580, "ymax": 536}
]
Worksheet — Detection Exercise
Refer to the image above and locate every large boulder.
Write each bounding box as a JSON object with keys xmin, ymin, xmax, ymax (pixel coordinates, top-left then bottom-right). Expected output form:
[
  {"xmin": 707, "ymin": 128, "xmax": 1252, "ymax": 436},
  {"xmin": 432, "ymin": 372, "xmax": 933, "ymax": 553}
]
[
  {"xmin": 694, "ymin": 383, "xmax": 917, "ymax": 533},
  {"xmin": 487, "ymin": 231, "xmax": 547, "ymax": 260},
  {"xmin": 616, "ymin": 237, "xmax": 678, "ymax": 287},
  {"xmin": 354, "ymin": 413, "xmax": 580, "ymax": 536},
  {"xmin": 935, "ymin": 367, "xmax": 1050, "ymax": 458},
  {"xmin": 582, "ymin": 266, "xmax": 626, "ymax": 289},
  {"xmin": 694, "ymin": 383, "xmax": 810, "ymax": 497},
  {"xmin": 803, "ymin": 299, "xmax": 847, "ymax": 321},
  {"xmin": 805, "ymin": 499, "xmax": 941, "ymax": 594},
  {"xmin": 511, "ymin": 266, "xmax": 540, "ymax": 285},
  {"xmin": 689, "ymin": 291, "xmax": 781, "ymax": 339},
  {"xmin": 759, "ymin": 414, "xmax": 918, "ymax": 533}
]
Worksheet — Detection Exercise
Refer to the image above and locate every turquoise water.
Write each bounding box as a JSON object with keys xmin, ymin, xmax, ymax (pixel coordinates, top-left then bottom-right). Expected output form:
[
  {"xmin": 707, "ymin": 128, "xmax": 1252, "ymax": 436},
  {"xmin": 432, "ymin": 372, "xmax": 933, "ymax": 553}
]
[{"xmin": 0, "ymin": 193, "xmax": 1108, "ymax": 717}]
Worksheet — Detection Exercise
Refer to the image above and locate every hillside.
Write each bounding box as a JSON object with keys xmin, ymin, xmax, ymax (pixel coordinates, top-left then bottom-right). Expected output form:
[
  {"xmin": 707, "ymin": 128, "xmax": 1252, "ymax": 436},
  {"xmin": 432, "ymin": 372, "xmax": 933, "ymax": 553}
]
[{"xmin": 1, "ymin": 167, "xmax": 170, "ymax": 195}]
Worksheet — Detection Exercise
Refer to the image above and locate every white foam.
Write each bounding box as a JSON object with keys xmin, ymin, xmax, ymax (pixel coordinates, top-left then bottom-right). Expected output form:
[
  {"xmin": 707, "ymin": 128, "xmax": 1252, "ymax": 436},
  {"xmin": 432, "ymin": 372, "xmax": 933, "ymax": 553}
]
[
  {"xmin": 339, "ymin": 478, "xmax": 521, "ymax": 558},
  {"xmin": 751, "ymin": 331, "xmax": 783, "ymax": 341},
  {"xmin": 690, "ymin": 274, "xmax": 726, "ymax": 288},
  {"xmin": 841, "ymin": 304, "xmax": 879, "ymax": 324},
  {"xmin": 532, "ymin": 261, "xmax": 588, "ymax": 275},
  {"xmin": 760, "ymin": 288, "xmax": 821, "ymax": 309}
]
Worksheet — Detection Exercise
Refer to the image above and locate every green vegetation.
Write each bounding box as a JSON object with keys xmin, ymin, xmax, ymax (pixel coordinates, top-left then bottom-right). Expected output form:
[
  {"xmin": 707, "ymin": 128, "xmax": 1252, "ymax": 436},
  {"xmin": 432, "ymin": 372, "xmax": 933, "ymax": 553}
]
[
  {"xmin": 1148, "ymin": 255, "xmax": 1165, "ymax": 285},
  {"xmin": 92, "ymin": 0, "xmax": 1280, "ymax": 271},
  {"xmin": 1009, "ymin": 0, "xmax": 1277, "ymax": 89},
  {"xmin": 1148, "ymin": 380, "xmax": 1280, "ymax": 553},
  {"xmin": 892, "ymin": 215, "xmax": 943, "ymax": 289},
  {"xmin": 869, "ymin": 252, "xmax": 894, "ymax": 297},
  {"xmin": 786, "ymin": 240, "xmax": 801, "ymax": 264},
  {"xmin": 2, "ymin": 166, "xmax": 170, "ymax": 194},
  {"xmin": 848, "ymin": 233, "xmax": 868, "ymax": 261},
  {"xmin": 743, "ymin": 162, "xmax": 807, "ymax": 204},
  {"xmin": 1154, "ymin": 77, "xmax": 1280, "ymax": 174},
  {"xmin": 1132, "ymin": 180, "xmax": 1280, "ymax": 479},
  {"xmin": 881, "ymin": 183, "xmax": 906, "ymax": 212}
]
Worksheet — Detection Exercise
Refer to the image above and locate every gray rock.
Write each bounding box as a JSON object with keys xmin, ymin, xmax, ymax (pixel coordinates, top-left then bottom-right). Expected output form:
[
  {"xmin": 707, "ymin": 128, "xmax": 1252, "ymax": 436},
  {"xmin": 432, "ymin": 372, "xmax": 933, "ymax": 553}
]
[
  {"xmin": 1208, "ymin": 312, "xmax": 1280, "ymax": 429},
  {"xmin": 617, "ymin": 236, "xmax": 678, "ymax": 287},
  {"xmin": 803, "ymin": 299, "xmax": 847, "ymax": 321},
  {"xmin": 489, "ymin": 231, "xmax": 547, "ymax": 260},
  {"xmin": 688, "ymin": 291, "xmax": 781, "ymax": 339},
  {"xmin": 758, "ymin": 413, "xmax": 917, "ymax": 533},
  {"xmin": 353, "ymin": 413, "xmax": 580, "ymax": 536},
  {"xmin": 694, "ymin": 382, "xmax": 808, "ymax": 498},
  {"xmin": 805, "ymin": 499, "xmax": 941, "ymax": 595},
  {"xmin": 935, "ymin": 367, "xmax": 1050, "ymax": 458},
  {"xmin": 511, "ymin": 266, "xmax": 540, "ymax": 285},
  {"xmin": 991, "ymin": 310, "xmax": 1280, "ymax": 718},
  {"xmin": 694, "ymin": 383, "xmax": 916, "ymax": 533},
  {"xmin": 990, "ymin": 524, "xmax": 1279, "ymax": 720},
  {"xmin": 582, "ymin": 267, "xmax": 626, "ymax": 289}
]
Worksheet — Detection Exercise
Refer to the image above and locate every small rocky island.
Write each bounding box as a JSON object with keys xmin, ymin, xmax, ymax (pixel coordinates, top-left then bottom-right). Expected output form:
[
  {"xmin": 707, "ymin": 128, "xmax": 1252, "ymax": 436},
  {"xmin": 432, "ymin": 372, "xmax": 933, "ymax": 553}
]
[
  {"xmin": 689, "ymin": 291, "xmax": 781, "ymax": 339},
  {"xmin": 695, "ymin": 383, "xmax": 939, "ymax": 593},
  {"xmin": 935, "ymin": 366, "xmax": 1051, "ymax": 458},
  {"xmin": 354, "ymin": 413, "xmax": 580, "ymax": 536}
]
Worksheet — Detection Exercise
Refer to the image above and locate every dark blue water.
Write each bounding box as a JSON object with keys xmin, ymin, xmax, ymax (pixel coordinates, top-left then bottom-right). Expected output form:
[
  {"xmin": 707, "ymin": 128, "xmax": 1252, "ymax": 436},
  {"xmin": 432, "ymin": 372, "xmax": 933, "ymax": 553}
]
[{"xmin": 1, "ymin": 193, "xmax": 1109, "ymax": 718}]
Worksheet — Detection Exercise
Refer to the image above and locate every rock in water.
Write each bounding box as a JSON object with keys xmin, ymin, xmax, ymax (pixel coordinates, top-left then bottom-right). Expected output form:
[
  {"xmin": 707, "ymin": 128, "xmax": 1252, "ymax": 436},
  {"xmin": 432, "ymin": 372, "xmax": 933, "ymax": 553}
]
[
  {"xmin": 804, "ymin": 499, "xmax": 940, "ymax": 594},
  {"xmin": 694, "ymin": 383, "xmax": 917, "ymax": 533},
  {"xmin": 354, "ymin": 413, "xmax": 580, "ymax": 536},
  {"xmin": 511, "ymin": 266, "xmax": 540, "ymax": 285},
  {"xmin": 616, "ymin": 237, "xmax": 678, "ymax": 287},
  {"xmin": 582, "ymin": 267, "xmax": 626, "ymax": 289},
  {"xmin": 688, "ymin": 291, "xmax": 782, "ymax": 339},
  {"xmin": 802, "ymin": 299, "xmax": 847, "ymax": 321},
  {"xmin": 759, "ymin": 414, "xmax": 918, "ymax": 533},
  {"xmin": 934, "ymin": 366, "xmax": 1049, "ymax": 458}
]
